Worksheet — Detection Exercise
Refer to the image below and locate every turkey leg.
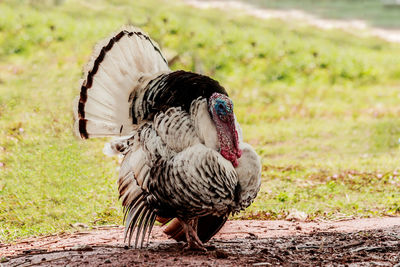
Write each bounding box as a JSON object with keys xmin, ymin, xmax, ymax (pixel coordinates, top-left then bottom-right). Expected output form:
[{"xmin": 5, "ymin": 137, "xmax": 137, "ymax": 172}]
[{"xmin": 179, "ymin": 218, "xmax": 206, "ymax": 251}]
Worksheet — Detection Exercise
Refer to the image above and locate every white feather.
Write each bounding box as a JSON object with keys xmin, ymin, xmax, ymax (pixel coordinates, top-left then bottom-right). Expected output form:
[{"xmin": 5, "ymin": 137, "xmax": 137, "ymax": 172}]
[
  {"xmin": 190, "ymin": 99, "xmax": 219, "ymax": 151},
  {"xmin": 234, "ymin": 142, "xmax": 262, "ymax": 211},
  {"xmin": 73, "ymin": 26, "xmax": 170, "ymax": 139}
]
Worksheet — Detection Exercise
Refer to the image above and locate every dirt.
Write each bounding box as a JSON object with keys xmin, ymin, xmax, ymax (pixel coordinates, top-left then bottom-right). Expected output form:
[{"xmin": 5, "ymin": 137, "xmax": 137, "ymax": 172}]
[
  {"xmin": 2, "ymin": 217, "xmax": 400, "ymax": 266},
  {"xmin": 184, "ymin": 0, "xmax": 400, "ymax": 44}
]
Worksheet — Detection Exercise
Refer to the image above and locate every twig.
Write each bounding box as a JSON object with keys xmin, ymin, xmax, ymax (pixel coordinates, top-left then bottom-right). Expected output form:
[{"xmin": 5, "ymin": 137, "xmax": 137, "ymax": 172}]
[
  {"xmin": 253, "ymin": 262, "xmax": 272, "ymax": 266},
  {"xmin": 350, "ymin": 246, "xmax": 396, "ymax": 253},
  {"xmin": 295, "ymin": 245, "xmax": 320, "ymax": 249},
  {"xmin": 92, "ymin": 225, "xmax": 121, "ymax": 229},
  {"xmin": 336, "ymin": 241, "xmax": 365, "ymax": 249}
]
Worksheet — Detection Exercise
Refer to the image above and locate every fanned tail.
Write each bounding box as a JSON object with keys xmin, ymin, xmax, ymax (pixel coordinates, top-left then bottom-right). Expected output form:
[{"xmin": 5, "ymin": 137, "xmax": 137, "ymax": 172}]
[{"xmin": 73, "ymin": 26, "xmax": 170, "ymax": 139}]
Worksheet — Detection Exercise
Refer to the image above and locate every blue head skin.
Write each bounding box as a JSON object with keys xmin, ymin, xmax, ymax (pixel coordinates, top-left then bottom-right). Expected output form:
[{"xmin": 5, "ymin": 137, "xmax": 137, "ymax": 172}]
[
  {"xmin": 209, "ymin": 93, "xmax": 242, "ymax": 167},
  {"xmin": 214, "ymin": 98, "xmax": 232, "ymax": 121}
]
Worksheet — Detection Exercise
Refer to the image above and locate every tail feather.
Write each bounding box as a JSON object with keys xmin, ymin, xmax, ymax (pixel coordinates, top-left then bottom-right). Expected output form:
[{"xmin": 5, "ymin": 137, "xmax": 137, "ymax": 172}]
[
  {"xmin": 123, "ymin": 194, "xmax": 157, "ymax": 248},
  {"xmin": 74, "ymin": 26, "xmax": 170, "ymax": 139},
  {"xmin": 118, "ymin": 146, "xmax": 151, "ymax": 206}
]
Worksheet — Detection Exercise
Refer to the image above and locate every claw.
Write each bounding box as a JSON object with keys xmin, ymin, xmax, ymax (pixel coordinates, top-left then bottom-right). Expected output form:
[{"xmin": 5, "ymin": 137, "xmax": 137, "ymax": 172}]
[
  {"xmin": 179, "ymin": 218, "xmax": 207, "ymax": 252},
  {"xmin": 183, "ymin": 242, "xmax": 207, "ymax": 252}
]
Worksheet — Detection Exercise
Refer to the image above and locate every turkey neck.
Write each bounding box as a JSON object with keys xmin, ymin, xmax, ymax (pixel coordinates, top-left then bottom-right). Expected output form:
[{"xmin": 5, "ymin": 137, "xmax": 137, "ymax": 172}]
[
  {"xmin": 213, "ymin": 112, "xmax": 242, "ymax": 167},
  {"xmin": 190, "ymin": 97, "xmax": 242, "ymax": 166},
  {"xmin": 206, "ymin": 93, "xmax": 242, "ymax": 167}
]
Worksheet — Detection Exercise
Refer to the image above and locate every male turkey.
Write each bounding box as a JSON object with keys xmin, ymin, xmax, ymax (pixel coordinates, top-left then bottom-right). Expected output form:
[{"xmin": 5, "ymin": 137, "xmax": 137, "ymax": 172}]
[{"xmin": 73, "ymin": 26, "xmax": 261, "ymax": 251}]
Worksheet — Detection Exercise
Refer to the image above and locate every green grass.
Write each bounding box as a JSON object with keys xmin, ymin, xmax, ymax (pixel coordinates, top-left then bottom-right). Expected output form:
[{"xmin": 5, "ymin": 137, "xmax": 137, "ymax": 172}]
[
  {"xmin": 1, "ymin": 0, "xmax": 400, "ymax": 242},
  {"xmin": 240, "ymin": 0, "xmax": 400, "ymax": 28}
]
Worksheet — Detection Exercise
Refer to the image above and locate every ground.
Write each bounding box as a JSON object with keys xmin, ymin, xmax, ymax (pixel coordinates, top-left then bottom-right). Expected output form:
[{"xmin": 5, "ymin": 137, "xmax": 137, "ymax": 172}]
[{"xmin": 2, "ymin": 218, "xmax": 400, "ymax": 266}]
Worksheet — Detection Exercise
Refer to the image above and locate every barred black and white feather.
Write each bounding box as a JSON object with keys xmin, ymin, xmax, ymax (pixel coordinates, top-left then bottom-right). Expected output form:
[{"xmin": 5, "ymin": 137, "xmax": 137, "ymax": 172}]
[
  {"xmin": 74, "ymin": 26, "xmax": 261, "ymax": 249},
  {"xmin": 73, "ymin": 26, "xmax": 169, "ymax": 139}
]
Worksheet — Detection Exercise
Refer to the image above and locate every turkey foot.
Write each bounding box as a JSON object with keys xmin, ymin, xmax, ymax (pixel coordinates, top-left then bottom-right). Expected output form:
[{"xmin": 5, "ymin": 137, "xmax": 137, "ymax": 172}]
[{"xmin": 180, "ymin": 218, "xmax": 207, "ymax": 252}]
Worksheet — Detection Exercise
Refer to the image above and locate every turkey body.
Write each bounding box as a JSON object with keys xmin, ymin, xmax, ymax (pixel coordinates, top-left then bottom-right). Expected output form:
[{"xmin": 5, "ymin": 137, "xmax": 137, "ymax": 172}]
[{"xmin": 74, "ymin": 27, "xmax": 261, "ymax": 250}]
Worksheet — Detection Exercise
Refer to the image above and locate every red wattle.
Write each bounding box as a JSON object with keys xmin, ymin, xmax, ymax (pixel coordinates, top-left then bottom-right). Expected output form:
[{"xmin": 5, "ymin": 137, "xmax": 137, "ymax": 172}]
[{"xmin": 221, "ymin": 148, "xmax": 241, "ymax": 167}]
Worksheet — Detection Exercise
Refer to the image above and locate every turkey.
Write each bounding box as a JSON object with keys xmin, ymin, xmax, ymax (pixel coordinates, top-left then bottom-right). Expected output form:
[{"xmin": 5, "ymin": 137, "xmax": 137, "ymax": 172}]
[{"xmin": 73, "ymin": 26, "xmax": 261, "ymax": 251}]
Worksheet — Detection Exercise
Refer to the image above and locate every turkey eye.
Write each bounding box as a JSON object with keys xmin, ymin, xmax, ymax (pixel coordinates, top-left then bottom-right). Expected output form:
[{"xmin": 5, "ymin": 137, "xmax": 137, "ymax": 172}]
[{"xmin": 214, "ymin": 102, "xmax": 226, "ymax": 116}]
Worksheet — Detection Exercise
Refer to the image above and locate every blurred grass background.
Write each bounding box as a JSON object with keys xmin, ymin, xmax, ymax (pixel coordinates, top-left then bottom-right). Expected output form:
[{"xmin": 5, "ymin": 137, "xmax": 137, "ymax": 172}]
[
  {"xmin": 238, "ymin": 0, "xmax": 400, "ymax": 28},
  {"xmin": 0, "ymin": 0, "xmax": 400, "ymax": 242}
]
